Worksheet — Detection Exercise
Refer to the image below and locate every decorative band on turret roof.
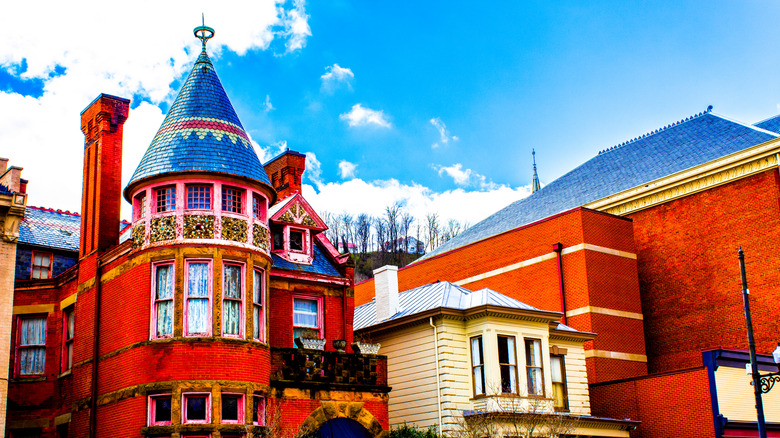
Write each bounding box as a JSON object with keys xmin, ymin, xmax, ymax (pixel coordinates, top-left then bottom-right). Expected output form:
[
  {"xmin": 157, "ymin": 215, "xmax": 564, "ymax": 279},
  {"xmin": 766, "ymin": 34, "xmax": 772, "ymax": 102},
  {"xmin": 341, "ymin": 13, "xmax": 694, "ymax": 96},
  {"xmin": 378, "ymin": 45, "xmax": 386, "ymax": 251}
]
[{"xmin": 125, "ymin": 23, "xmax": 272, "ymax": 200}]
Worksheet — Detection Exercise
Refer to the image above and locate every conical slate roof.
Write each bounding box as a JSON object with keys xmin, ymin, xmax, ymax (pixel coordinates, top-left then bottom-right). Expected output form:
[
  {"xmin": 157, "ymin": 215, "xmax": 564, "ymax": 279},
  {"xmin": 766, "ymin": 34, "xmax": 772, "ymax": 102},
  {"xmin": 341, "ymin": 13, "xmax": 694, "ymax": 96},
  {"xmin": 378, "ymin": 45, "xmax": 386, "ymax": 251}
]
[{"xmin": 126, "ymin": 41, "xmax": 271, "ymax": 197}]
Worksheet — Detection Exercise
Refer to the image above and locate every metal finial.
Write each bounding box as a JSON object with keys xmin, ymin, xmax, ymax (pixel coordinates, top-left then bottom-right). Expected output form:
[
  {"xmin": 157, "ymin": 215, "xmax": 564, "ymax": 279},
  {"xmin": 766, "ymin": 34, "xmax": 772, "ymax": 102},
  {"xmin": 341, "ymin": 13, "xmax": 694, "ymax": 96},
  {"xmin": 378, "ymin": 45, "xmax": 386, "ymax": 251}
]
[
  {"xmin": 194, "ymin": 14, "xmax": 215, "ymax": 48},
  {"xmin": 531, "ymin": 149, "xmax": 541, "ymax": 193}
]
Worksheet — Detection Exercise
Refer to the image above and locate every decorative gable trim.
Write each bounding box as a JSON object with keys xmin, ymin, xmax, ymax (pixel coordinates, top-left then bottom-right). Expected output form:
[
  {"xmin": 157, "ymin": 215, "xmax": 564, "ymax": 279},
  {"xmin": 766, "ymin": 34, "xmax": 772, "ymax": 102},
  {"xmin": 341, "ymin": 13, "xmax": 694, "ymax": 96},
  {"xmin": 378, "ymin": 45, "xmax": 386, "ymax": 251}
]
[{"xmin": 270, "ymin": 193, "xmax": 327, "ymax": 230}]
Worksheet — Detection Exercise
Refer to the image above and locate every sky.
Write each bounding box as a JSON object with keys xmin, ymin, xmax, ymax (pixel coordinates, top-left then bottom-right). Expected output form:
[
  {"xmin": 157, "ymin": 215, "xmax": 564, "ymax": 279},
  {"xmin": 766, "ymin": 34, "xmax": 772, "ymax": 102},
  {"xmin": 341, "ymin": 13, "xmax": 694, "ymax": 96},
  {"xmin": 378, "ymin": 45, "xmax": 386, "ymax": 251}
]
[{"xmin": 2, "ymin": 1, "xmax": 780, "ymax": 227}]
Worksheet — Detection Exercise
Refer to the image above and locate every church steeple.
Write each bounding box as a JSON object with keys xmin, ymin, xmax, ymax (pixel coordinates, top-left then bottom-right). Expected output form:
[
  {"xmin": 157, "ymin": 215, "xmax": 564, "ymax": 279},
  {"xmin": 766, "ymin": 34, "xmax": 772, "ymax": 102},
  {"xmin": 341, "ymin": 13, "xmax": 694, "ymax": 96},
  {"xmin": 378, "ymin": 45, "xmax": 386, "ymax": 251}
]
[{"xmin": 531, "ymin": 149, "xmax": 541, "ymax": 193}]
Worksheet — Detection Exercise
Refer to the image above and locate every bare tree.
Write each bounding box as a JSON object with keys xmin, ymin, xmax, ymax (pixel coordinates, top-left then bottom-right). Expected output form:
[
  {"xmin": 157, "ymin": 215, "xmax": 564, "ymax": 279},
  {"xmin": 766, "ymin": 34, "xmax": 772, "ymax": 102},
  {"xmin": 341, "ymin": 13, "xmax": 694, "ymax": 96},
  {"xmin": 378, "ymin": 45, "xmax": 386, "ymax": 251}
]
[
  {"xmin": 356, "ymin": 213, "xmax": 371, "ymax": 254},
  {"xmin": 374, "ymin": 216, "xmax": 386, "ymax": 255},
  {"xmin": 384, "ymin": 203, "xmax": 401, "ymax": 254},
  {"xmin": 425, "ymin": 212, "xmax": 440, "ymax": 251},
  {"xmin": 339, "ymin": 212, "xmax": 354, "ymax": 253},
  {"xmin": 400, "ymin": 211, "xmax": 414, "ymax": 254}
]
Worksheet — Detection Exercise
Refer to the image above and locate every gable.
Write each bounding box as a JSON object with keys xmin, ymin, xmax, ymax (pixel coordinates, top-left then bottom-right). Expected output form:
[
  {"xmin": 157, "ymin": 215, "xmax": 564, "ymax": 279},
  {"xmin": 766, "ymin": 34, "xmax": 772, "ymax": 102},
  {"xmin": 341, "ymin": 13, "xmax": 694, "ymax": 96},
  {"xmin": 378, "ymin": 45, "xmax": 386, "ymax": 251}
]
[{"xmin": 269, "ymin": 193, "xmax": 327, "ymax": 230}]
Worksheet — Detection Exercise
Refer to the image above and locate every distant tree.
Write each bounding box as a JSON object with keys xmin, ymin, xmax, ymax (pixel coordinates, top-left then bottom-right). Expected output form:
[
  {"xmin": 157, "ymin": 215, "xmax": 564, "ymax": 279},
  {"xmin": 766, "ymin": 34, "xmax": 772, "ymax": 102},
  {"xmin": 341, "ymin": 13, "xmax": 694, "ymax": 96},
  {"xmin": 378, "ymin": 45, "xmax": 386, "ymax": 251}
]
[
  {"xmin": 339, "ymin": 212, "xmax": 354, "ymax": 252},
  {"xmin": 384, "ymin": 203, "xmax": 401, "ymax": 254},
  {"xmin": 374, "ymin": 216, "xmax": 387, "ymax": 255},
  {"xmin": 356, "ymin": 213, "xmax": 371, "ymax": 254},
  {"xmin": 400, "ymin": 212, "xmax": 414, "ymax": 254},
  {"xmin": 425, "ymin": 212, "xmax": 440, "ymax": 251}
]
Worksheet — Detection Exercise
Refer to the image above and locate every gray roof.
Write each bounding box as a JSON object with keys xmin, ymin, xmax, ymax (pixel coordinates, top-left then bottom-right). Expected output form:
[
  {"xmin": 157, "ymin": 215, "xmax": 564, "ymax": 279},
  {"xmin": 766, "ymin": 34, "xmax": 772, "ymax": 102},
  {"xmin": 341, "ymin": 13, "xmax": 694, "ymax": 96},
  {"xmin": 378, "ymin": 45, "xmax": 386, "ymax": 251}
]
[
  {"xmin": 354, "ymin": 281, "xmax": 545, "ymax": 330},
  {"xmin": 421, "ymin": 110, "xmax": 779, "ymax": 260}
]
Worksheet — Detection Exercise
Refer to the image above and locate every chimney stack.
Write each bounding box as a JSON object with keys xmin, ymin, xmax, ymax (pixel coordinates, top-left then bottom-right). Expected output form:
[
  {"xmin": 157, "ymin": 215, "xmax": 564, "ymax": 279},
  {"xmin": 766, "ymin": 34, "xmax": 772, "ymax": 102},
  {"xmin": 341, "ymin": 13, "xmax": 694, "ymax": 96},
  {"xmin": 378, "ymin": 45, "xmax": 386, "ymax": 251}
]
[
  {"xmin": 79, "ymin": 94, "xmax": 130, "ymax": 258},
  {"xmin": 374, "ymin": 265, "xmax": 399, "ymax": 322},
  {"xmin": 263, "ymin": 149, "xmax": 306, "ymax": 200}
]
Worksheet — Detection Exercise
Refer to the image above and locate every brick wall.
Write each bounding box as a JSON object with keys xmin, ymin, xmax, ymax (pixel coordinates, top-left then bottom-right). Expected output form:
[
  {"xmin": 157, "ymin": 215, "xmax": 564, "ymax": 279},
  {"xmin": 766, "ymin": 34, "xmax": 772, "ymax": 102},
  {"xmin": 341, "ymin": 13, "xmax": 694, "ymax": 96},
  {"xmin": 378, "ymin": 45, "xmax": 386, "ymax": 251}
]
[
  {"xmin": 628, "ymin": 169, "xmax": 780, "ymax": 373},
  {"xmin": 590, "ymin": 368, "xmax": 714, "ymax": 438}
]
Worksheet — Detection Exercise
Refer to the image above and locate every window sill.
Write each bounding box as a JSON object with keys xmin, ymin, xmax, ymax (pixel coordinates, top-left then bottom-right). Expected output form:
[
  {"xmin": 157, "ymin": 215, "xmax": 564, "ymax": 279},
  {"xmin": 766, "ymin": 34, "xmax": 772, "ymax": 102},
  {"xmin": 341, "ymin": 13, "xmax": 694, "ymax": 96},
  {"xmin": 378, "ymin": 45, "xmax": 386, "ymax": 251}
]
[
  {"xmin": 10, "ymin": 376, "xmax": 46, "ymax": 383},
  {"xmin": 58, "ymin": 370, "xmax": 72, "ymax": 379}
]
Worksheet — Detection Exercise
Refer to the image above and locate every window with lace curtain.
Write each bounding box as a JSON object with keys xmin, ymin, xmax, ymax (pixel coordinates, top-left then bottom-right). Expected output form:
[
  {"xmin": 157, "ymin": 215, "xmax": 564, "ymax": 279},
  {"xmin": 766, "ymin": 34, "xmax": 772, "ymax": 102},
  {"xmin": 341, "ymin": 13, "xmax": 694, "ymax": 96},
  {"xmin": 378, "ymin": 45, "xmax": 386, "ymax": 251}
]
[
  {"xmin": 223, "ymin": 263, "xmax": 244, "ymax": 337},
  {"xmin": 551, "ymin": 354, "xmax": 569, "ymax": 411},
  {"xmin": 525, "ymin": 338, "xmax": 544, "ymax": 396},
  {"xmin": 498, "ymin": 335, "xmax": 519, "ymax": 394},
  {"xmin": 292, "ymin": 296, "xmax": 321, "ymax": 342},
  {"xmin": 152, "ymin": 262, "xmax": 174, "ymax": 339},
  {"xmin": 253, "ymin": 269, "xmax": 264, "ymax": 342},
  {"xmin": 61, "ymin": 307, "xmax": 75, "ymax": 373},
  {"xmin": 16, "ymin": 315, "xmax": 47, "ymax": 376},
  {"xmin": 185, "ymin": 260, "xmax": 212, "ymax": 336},
  {"xmin": 470, "ymin": 336, "xmax": 485, "ymax": 396}
]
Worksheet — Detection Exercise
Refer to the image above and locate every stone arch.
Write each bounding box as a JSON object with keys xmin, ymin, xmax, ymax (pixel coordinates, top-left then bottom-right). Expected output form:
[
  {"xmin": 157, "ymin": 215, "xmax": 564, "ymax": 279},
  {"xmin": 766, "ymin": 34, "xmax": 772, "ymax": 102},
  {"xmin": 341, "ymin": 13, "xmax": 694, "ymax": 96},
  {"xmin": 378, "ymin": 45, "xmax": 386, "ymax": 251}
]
[{"xmin": 300, "ymin": 401, "xmax": 387, "ymax": 438}]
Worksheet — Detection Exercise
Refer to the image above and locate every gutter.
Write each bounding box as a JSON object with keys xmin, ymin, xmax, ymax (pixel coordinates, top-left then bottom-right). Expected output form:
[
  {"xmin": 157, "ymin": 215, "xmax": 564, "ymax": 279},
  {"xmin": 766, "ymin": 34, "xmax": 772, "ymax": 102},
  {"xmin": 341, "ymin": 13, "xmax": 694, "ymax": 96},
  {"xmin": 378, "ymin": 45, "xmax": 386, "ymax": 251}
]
[
  {"xmin": 429, "ymin": 317, "xmax": 442, "ymax": 434},
  {"xmin": 552, "ymin": 243, "xmax": 566, "ymax": 324},
  {"xmin": 89, "ymin": 263, "xmax": 102, "ymax": 438}
]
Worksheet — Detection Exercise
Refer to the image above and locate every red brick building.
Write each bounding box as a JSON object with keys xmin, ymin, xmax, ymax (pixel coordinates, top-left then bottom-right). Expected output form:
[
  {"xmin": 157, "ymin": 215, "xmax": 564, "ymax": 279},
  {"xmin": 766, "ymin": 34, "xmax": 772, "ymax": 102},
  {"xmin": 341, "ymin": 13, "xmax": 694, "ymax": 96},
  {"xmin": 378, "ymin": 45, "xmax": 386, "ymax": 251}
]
[
  {"xmin": 356, "ymin": 107, "xmax": 780, "ymax": 437},
  {"xmin": 6, "ymin": 26, "xmax": 388, "ymax": 437}
]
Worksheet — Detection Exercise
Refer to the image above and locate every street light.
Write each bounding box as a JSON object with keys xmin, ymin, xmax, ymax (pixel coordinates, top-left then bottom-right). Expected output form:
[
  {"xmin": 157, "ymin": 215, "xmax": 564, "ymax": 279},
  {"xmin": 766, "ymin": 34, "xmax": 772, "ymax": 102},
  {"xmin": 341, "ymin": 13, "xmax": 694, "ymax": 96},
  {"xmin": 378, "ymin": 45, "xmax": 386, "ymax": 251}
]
[{"xmin": 757, "ymin": 343, "xmax": 780, "ymax": 394}]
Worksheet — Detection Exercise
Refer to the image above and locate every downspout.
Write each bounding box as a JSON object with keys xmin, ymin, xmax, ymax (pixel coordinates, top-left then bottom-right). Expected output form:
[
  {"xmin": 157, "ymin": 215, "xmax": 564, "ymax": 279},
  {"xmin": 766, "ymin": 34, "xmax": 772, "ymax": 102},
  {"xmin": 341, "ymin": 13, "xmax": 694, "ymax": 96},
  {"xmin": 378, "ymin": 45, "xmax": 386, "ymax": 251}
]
[
  {"xmin": 429, "ymin": 317, "xmax": 442, "ymax": 434},
  {"xmin": 552, "ymin": 243, "xmax": 567, "ymax": 324},
  {"xmin": 89, "ymin": 263, "xmax": 103, "ymax": 438}
]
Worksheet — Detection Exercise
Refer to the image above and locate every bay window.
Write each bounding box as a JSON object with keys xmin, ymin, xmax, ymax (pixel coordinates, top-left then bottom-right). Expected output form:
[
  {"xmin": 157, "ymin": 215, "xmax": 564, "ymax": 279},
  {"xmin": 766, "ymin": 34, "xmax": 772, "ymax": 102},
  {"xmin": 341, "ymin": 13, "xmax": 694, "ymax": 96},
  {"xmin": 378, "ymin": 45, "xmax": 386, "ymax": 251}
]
[
  {"xmin": 183, "ymin": 393, "xmax": 210, "ymax": 424},
  {"xmin": 223, "ymin": 263, "xmax": 244, "ymax": 337},
  {"xmin": 498, "ymin": 335, "xmax": 518, "ymax": 394},
  {"xmin": 525, "ymin": 338, "xmax": 544, "ymax": 396},
  {"xmin": 186, "ymin": 184, "xmax": 212, "ymax": 210},
  {"xmin": 17, "ymin": 315, "xmax": 47, "ymax": 376},
  {"xmin": 292, "ymin": 296, "xmax": 321, "ymax": 342},
  {"xmin": 253, "ymin": 269, "xmax": 264, "ymax": 341},
  {"xmin": 470, "ymin": 336, "xmax": 485, "ymax": 396},
  {"xmin": 155, "ymin": 186, "xmax": 176, "ymax": 213},
  {"xmin": 253, "ymin": 394, "xmax": 265, "ymax": 425},
  {"xmin": 152, "ymin": 262, "xmax": 174, "ymax": 338},
  {"xmin": 253, "ymin": 194, "xmax": 266, "ymax": 221},
  {"xmin": 185, "ymin": 261, "xmax": 211, "ymax": 336},
  {"xmin": 221, "ymin": 393, "xmax": 243, "ymax": 424},
  {"xmin": 551, "ymin": 354, "xmax": 568, "ymax": 411},
  {"xmin": 222, "ymin": 186, "xmax": 243, "ymax": 213},
  {"xmin": 149, "ymin": 394, "xmax": 172, "ymax": 426}
]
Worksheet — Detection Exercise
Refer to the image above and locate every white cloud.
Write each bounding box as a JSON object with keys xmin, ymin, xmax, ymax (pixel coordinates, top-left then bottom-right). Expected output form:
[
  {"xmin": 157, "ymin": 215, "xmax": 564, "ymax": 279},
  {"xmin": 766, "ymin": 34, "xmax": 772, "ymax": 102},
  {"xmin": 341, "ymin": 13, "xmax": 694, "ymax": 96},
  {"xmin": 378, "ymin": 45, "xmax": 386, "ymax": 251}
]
[
  {"xmin": 303, "ymin": 178, "xmax": 532, "ymax": 226},
  {"xmin": 305, "ymin": 151, "xmax": 323, "ymax": 188},
  {"xmin": 429, "ymin": 117, "xmax": 458, "ymax": 148},
  {"xmin": 263, "ymin": 94, "xmax": 275, "ymax": 112},
  {"xmin": 435, "ymin": 163, "xmax": 498, "ymax": 190},
  {"xmin": 321, "ymin": 64, "xmax": 354, "ymax": 92},
  {"xmin": 338, "ymin": 160, "xmax": 358, "ymax": 179},
  {"xmin": 253, "ymin": 140, "xmax": 288, "ymax": 164},
  {"xmin": 339, "ymin": 104, "xmax": 391, "ymax": 128},
  {"xmin": 0, "ymin": 1, "xmax": 309, "ymax": 220}
]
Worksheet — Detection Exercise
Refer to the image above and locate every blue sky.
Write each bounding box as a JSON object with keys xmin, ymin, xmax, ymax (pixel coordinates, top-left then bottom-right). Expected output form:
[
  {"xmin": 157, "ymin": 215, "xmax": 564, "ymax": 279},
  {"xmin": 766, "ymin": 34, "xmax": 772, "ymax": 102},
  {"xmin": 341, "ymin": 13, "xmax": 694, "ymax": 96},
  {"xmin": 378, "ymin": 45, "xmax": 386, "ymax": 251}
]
[{"xmin": 2, "ymin": 1, "xmax": 780, "ymax": 226}]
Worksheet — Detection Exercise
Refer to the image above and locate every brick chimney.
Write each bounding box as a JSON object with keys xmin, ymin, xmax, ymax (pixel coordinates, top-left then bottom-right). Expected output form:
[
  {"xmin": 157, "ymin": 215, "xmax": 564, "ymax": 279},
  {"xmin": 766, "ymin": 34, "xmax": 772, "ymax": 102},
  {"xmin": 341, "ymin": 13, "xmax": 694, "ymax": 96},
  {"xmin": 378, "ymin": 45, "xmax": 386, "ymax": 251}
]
[
  {"xmin": 263, "ymin": 149, "xmax": 306, "ymax": 200},
  {"xmin": 79, "ymin": 94, "xmax": 130, "ymax": 258},
  {"xmin": 374, "ymin": 265, "xmax": 399, "ymax": 322}
]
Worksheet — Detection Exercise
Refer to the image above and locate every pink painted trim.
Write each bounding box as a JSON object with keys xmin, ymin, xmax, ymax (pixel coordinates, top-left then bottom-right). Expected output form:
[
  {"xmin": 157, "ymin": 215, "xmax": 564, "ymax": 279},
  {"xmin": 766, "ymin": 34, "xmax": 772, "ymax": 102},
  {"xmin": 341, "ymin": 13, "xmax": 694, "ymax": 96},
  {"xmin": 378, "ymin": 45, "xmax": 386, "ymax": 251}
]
[
  {"xmin": 292, "ymin": 294, "xmax": 324, "ymax": 339},
  {"xmin": 253, "ymin": 268, "xmax": 265, "ymax": 343},
  {"xmin": 253, "ymin": 395, "xmax": 266, "ymax": 426},
  {"xmin": 148, "ymin": 394, "xmax": 172, "ymax": 426},
  {"xmin": 150, "ymin": 261, "xmax": 175, "ymax": 340},
  {"xmin": 220, "ymin": 392, "xmax": 244, "ymax": 424},
  {"xmin": 184, "ymin": 259, "xmax": 213, "ymax": 337},
  {"xmin": 182, "ymin": 392, "xmax": 211, "ymax": 424},
  {"xmin": 222, "ymin": 261, "xmax": 246, "ymax": 338},
  {"xmin": 30, "ymin": 251, "xmax": 52, "ymax": 279}
]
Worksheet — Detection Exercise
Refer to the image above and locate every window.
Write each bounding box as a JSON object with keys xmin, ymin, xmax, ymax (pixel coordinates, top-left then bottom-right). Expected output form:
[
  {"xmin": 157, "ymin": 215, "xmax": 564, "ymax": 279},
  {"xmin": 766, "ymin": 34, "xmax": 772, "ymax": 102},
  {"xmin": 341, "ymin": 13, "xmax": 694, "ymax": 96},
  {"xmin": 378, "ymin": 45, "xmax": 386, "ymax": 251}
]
[
  {"xmin": 223, "ymin": 263, "xmax": 244, "ymax": 337},
  {"xmin": 221, "ymin": 393, "xmax": 244, "ymax": 424},
  {"xmin": 222, "ymin": 186, "xmax": 243, "ymax": 213},
  {"xmin": 155, "ymin": 186, "xmax": 176, "ymax": 213},
  {"xmin": 272, "ymin": 227, "xmax": 283, "ymax": 251},
  {"xmin": 183, "ymin": 393, "xmax": 210, "ymax": 424},
  {"xmin": 31, "ymin": 252, "xmax": 52, "ymax": 279},
  {"xmin": 252, "ymin": 394, "xmax": 265, "ymax": 425},
  {"xmin": 17, "ymin": 315, "xmax": 47, "ymax": 376},
  {"xmin": 148, "ymin": 394, "xmax": 172, "ymax": 426},
  {"xmin": 292, "ymin": 297, "xmax": 321, "ymax": 342},
  {"xmin": 525, "ymin": 338, "xmax": 544, "ymax": 396},
  {"xmin": 252, "ymin": 194, "xmax": 266, "ymax": 221},
  {"xmin": 134, "ymin": 192, "xmax": 147, "ymax": 221},
  {"xmin": 289, "ymin": 229, "xmax": 305, "ymax": 252},
  {"xmin": 253, "ymin": 269, "xmax": 264, "ymax": 341},
  {"xmin": 498, "ymin": 335, "xmax": 518, "ymax": 394},
  {"xmin": 551, "ymin": 354, "xmax": 568, "ymax": 411},
  {"xmin": 186, "ymin": 184, "xmax": 212, "ymax": 210},
  {"xmin": 470, "ymin": 336, "xmax": 485, "ymax": 396},
  {"xmin": 61, "ymin": 307, "xmax": 74, "ymax": 373},
  {"xmin": 185, "ymin": 261, "xmax": 211, "ymax": 336},
  {"xmin": 153, "ymin": 262, "xmax": 174, "ymax": 339}
]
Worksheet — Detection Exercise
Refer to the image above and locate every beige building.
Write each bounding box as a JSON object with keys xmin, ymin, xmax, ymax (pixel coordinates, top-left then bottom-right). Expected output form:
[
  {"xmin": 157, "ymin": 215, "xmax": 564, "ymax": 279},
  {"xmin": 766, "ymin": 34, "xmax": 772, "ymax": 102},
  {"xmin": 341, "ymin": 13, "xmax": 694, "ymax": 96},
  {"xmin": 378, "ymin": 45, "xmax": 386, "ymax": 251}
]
[
  {"xmin": 354, "ymin": 265, "xmax": 638, "ymax": 437},
  {"xmin": 0, "ymin": 159, "xmax": 27, "ymax": 434}
]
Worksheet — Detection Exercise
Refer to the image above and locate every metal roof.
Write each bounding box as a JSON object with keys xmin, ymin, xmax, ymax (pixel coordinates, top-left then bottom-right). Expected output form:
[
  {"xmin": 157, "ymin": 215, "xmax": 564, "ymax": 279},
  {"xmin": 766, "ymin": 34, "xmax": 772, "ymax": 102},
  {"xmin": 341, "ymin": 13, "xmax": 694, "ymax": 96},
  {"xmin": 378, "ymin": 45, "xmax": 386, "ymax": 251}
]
[
  {"xmin": 354, "ymin": 281, "xmax": 549, "ymax": 330},
  {"xmin": 421, "ymin": 110, "xmax": 779, "ymax": 260},
  {"xmin": 126, "ymin": 44, "xmax": 271, "ymax": 194}
]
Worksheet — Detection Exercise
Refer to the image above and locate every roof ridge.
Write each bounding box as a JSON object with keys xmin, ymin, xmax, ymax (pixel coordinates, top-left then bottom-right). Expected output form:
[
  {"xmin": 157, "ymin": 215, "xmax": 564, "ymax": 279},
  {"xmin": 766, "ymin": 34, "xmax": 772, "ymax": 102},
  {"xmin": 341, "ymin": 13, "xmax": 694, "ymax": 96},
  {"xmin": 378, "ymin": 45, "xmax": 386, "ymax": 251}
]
[
  {"xmin": 598, "ymin": 105, "xmax": 715, "ymax": 156},
  {"xmin": 711, "ymin": 112, "xmax": 780, "ymax": 138},
  {"xmin": 27, "ymin": 206, "xmax": 81, "ymax": 216},
  {"xmin": 753, "ymin": 113, "xmax": 780, "ymax": 125}
]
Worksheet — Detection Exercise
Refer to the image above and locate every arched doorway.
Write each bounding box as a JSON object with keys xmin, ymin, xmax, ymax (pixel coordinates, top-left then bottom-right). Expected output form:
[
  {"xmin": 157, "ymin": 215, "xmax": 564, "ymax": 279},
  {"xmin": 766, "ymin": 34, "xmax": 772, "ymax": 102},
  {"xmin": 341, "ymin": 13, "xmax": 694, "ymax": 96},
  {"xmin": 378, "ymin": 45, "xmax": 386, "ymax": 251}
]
[{"xmin": 316, "ymin": 418, "xmax": 371, "ymax": 438}]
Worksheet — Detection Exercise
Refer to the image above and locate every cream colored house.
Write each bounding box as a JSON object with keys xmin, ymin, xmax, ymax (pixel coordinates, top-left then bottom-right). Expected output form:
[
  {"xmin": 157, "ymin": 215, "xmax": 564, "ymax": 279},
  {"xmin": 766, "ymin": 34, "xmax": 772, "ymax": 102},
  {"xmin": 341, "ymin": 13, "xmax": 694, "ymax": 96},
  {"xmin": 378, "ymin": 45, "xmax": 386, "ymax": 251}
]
[{"xmin": 354, "ymin": 265, "xmax": 638, "ymax": 437}]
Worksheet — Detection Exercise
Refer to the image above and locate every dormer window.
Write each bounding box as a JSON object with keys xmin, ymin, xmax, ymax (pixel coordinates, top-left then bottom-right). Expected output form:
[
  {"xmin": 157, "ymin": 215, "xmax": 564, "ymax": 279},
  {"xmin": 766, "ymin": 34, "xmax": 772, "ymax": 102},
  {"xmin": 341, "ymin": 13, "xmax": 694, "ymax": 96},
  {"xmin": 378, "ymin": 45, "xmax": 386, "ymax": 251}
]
[
  {"xmin": 186, "ymin": 184, "xmax": 212, "ymax": 210},
  {"xmin": 222, "ymin": 186, "xmax": 243, "ymax": 213},
  {"xmin": 272, "ymin": 226, "xmax": 283, "ymax": 251},
  {"xmin": 290, "ymin": 229, "xmax": 305, "ymax": 252},
  {"xmin": 156, "ymin": 186, "xmax": 176, "ymax": 213}
]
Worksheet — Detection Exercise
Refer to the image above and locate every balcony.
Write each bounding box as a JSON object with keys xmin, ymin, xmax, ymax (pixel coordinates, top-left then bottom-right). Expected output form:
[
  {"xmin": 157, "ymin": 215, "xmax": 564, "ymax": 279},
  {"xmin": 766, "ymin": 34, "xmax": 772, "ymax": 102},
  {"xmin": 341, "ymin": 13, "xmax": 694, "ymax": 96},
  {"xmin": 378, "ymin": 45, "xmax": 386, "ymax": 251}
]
[{"xmin": 270, "ymin": 347, "xmax": 389, "ymax": 392}]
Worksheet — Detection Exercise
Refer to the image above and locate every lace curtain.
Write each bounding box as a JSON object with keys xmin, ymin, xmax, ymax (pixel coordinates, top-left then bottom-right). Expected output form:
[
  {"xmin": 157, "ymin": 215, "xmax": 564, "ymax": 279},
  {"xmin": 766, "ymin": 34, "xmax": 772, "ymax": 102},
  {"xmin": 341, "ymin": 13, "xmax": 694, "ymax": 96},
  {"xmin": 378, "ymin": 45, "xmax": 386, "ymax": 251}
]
[
  {"xmin": 471, "ymin": 337, "xmax": 484, "ymax": 395},
  {"xmin": 293, "ymin": 299, "xmax": 318, "ymax": 328},
  {"xmin": 223, "ymin": 265, "xmax": 241, "ymax": 335},
  {"xmin": 253, "ymin": 270, "xmax": 262, "ymax": 340},
  {"xmin": 188, "ymin": 263, "xmax": 210, "ymax": 334},
  {"xmin": 526, "ymin": 339, "xmax": 543, "ymax": 395},
  {"xmin": 156, "ymin": 264, "xmax": 174, "ymax": 336},
  {"xmin": 19, "ymin": 317, "xmax": 47, "ymax": 375}
]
